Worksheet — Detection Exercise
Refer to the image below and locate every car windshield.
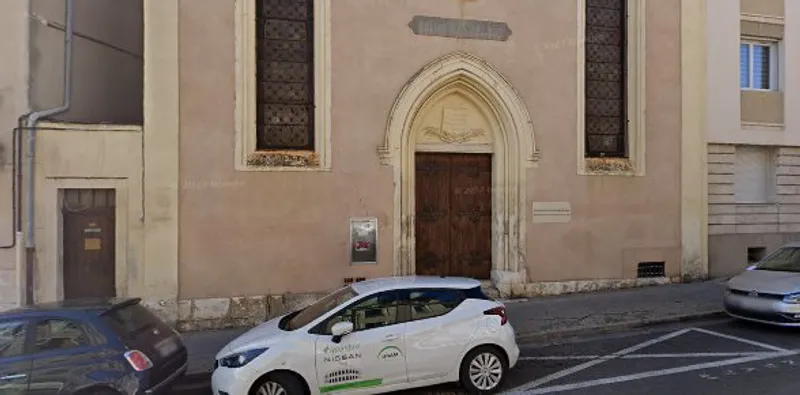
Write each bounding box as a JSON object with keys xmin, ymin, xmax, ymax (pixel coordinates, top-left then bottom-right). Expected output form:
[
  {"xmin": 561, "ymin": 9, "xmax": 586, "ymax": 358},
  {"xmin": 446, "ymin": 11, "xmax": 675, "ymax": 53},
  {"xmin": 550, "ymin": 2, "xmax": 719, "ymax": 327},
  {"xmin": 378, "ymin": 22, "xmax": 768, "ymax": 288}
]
[
  {"xmin": 283, "ymin": 286, "xmax": 358, "ymax": 331},
  {"xmin": 755, "ymin": 247, "xmax": 800, "ymax": 273}
]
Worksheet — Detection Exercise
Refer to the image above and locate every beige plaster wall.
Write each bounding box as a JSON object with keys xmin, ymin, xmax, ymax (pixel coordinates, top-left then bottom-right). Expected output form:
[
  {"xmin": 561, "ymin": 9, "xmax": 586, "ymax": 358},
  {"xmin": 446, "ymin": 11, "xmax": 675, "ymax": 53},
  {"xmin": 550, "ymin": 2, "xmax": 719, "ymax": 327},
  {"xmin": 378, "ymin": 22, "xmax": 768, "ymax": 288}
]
[
  {"xmin": 177, "ymin": 0, "xmax": 683, "ymax": 299},
  {"xmin": 31, "ymin": 122, "xmax": 144, "ymax": 303},
  {"xmin": 708, "ymin": 0, "xmax": 800, "ymax": 144},
  {"xmin": 0, "ymin": 0, "xmax": 30, "ymax": 309},
  {"xmin": 29, "ymin": 0, "xmax": 143, "ymax": 124},
  {"xmin": 741, "ymin": 91, "xmax": 784, "ymax": 125},
  {"xmin": 741, "ymin": 0, "xmax": 784, "ymax": 17}
]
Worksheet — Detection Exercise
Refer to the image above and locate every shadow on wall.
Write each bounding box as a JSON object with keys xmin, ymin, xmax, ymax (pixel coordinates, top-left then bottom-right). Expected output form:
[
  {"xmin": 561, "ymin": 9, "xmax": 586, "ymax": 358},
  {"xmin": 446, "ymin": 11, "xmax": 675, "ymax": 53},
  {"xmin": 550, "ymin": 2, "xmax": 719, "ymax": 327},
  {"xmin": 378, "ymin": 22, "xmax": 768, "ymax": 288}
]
[{"xmin": 29, "ymin": 0, "xmax": 144, "ymax": 124}]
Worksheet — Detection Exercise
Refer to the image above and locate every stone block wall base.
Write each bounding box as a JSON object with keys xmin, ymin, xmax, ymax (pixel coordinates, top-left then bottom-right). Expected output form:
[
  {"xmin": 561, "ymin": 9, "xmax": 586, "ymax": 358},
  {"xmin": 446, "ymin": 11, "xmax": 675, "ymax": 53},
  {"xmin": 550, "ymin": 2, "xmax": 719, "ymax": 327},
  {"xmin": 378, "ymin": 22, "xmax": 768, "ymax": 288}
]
[
  {"xmin": 169, "ymin": 276, "xmax": 684, "ymax": 331},
  {"xmin": 510, "ymin": 276, "xmax": 683, "ymax": 298},
  {"xmin": 174, "ymin": 292, "xmax": 326, "ymax": 332}
]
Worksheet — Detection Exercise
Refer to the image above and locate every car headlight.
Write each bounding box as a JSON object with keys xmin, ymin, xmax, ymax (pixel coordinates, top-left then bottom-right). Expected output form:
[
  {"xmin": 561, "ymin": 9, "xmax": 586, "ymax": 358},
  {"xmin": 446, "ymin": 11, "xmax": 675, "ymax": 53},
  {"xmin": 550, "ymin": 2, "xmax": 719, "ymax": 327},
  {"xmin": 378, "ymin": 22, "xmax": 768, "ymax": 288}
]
[
  {"xmin": 218, "ymin": 348, "xmax": 268, "ymax": 368},
  {"xmin": 783, "ymin": 293, "xmax": 800, "ymax": 304}
]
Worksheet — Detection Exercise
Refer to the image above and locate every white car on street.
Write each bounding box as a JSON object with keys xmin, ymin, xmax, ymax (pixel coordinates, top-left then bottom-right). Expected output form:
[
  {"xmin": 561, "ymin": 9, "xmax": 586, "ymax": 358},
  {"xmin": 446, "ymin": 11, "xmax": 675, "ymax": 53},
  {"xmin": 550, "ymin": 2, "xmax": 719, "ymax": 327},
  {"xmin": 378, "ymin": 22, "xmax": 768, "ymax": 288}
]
[{"xmin": 211, "ymin": 276, "xmax": 520, "ymax": 395}]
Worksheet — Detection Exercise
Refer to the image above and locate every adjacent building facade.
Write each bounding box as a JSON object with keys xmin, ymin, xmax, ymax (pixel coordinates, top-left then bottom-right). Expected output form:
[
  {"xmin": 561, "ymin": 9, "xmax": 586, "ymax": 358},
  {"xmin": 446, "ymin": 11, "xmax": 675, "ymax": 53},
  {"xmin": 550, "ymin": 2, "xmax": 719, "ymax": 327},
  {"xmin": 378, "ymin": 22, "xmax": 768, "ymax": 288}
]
[
  {"xmin": 0, "ymin": 0, "xmax": 143, "ymax": 310},
  {"xmin": 706, "ymin": 0, "xmax": 800, "ymax": 277},
  {"xmin": 1, "ymin": 0, "xmax": 709, "ymax": 329}
]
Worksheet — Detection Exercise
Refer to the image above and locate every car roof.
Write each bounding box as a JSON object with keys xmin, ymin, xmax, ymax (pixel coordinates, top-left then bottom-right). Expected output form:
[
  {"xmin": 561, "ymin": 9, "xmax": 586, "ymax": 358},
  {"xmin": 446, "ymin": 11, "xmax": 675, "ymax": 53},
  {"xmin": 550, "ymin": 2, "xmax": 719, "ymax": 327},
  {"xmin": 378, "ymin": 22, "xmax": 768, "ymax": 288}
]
[
  {"xmin": 350, "ymin": 276, "xmax": 482, "ymax": 295},
  {"xmin": 2, "ymin": 297, "xmax": 141, "ymax": 316}
]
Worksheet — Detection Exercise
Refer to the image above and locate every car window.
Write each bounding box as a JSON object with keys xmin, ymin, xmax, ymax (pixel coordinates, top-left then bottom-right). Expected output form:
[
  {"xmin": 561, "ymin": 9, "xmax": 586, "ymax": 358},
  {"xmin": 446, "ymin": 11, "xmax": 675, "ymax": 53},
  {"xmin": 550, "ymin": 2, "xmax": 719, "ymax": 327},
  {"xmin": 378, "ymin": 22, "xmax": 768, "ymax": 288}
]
[
  {"xmin": 34, "ymin": 319, "xmax": 88, "ymax": 352},
  {"xmin": 324, "ymin": 291, "xmax": 399, "ymax": 334},
  {"xmin": 0, "ymin": 320, "xmax": 28, "ymax": 358},
  {"xmin": 409, "ymin": 289, "xmax": 465, "ymax": 321},
  {"xmin": 756, "ymin": 247, "xmax": 800, "ymax": 273},
  {"xmin": 285, "ymin": 286, "xmax": 359, "ymax": 331},
  {"xmin": 102, "ymin": 302, "xmax": 163, "ymax": 341}
]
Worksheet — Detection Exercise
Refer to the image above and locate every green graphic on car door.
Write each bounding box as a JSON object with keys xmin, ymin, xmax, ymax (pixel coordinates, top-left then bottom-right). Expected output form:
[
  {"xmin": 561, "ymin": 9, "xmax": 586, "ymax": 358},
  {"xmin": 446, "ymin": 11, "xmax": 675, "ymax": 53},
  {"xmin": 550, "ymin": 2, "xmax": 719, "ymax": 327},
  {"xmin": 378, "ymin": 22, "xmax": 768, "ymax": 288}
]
[{"xmin": 317, "ymin": 343, "xmax": 409, "ymax": 392}]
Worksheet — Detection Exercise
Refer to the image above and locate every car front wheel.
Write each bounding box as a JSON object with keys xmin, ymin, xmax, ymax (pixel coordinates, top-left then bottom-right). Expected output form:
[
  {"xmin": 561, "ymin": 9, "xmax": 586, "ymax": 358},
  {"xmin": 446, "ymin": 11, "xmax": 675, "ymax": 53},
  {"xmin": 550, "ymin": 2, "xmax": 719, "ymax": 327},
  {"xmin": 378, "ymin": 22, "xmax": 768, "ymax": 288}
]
[
  {"xmin": 459, "ymin": 345, "xmax": 508, "ymax": 394},
  {"xmin": 252, "ymin": 372, "xmax": 305, "ymax": 395}
]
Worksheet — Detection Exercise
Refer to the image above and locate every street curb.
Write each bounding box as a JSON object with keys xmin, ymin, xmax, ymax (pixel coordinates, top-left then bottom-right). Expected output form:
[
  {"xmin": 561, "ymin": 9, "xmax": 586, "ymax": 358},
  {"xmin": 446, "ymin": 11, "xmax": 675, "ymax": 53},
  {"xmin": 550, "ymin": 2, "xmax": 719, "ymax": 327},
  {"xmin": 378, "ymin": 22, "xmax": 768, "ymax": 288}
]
[{"xmin": 514, "ymin": 310, "xmax": 728, "ymax": 345}]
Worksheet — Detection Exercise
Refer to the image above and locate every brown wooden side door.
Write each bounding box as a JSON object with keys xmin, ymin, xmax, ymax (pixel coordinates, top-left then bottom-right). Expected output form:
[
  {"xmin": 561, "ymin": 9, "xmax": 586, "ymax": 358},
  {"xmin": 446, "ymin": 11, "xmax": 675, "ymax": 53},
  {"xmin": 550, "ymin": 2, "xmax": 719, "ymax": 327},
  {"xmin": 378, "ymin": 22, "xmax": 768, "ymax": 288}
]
[
  {"xmin": 62, "ymin": 208, "xmax": 116, "ymax": 299},
  {"xmin": 415, "ymin": 153, "xmax": 492, "ymax": 279}
]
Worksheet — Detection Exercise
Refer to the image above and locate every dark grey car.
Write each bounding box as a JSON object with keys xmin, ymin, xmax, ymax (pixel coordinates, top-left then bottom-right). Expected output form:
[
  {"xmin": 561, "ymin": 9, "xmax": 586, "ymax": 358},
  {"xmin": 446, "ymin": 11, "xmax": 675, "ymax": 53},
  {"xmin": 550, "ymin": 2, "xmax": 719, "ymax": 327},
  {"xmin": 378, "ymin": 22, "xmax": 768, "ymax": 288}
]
[{"xmin": 0, "ymin": 298, "xmax": 187, "ymax": 394}]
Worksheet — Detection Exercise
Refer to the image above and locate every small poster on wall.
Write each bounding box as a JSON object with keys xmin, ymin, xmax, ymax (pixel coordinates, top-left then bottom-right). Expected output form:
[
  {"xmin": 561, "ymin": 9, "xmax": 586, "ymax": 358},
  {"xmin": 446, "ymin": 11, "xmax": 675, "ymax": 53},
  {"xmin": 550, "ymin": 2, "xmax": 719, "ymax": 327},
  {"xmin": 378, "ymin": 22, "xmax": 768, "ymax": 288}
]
[{"xmin": 350, "ymin": 217, "xmax": 378, "ymax": 265}]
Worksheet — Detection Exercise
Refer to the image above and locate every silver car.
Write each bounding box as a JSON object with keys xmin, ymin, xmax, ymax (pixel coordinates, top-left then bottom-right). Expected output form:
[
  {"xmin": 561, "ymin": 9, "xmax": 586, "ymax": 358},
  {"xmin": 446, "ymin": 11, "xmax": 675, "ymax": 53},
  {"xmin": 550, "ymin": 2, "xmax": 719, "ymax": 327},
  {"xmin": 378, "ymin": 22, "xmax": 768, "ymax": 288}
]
[{"xmin": 724, "ymin": 243, "xmax": 800, "ymax": 327}]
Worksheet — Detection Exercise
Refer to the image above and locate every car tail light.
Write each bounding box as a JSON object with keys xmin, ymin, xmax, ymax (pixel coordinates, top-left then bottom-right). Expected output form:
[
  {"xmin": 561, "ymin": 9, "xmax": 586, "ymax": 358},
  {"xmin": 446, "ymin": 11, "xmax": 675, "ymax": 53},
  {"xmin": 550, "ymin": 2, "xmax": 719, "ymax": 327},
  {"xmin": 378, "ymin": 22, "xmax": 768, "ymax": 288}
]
[
  {"xmin": 484, "ymin": 306, "xmax": 508, "ymax": 325},
  {"xmin": 124, "ymin": 350, "xmax": 153, "ymax": 371}
]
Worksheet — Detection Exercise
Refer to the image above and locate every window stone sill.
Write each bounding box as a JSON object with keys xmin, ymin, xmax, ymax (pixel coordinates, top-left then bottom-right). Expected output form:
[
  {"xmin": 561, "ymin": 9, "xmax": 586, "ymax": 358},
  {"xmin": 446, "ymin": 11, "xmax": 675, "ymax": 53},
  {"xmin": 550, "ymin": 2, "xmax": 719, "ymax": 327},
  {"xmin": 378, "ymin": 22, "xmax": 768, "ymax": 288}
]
[
  {"xmin": 580, "ymin": 157, "xmax": 639, "ymax": 176},
  {"xmin": 238, "ymin": 150, "xmax": 331, "ymax": 172}
]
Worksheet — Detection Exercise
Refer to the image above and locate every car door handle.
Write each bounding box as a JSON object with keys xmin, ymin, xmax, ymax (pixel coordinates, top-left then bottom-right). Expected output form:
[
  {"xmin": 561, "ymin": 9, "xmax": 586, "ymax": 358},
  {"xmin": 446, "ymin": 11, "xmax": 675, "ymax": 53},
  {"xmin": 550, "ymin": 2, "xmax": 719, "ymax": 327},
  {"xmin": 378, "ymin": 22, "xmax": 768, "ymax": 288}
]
[
  {"xmin": 383, "ymin": 334, "xmax": 399, "ymax": 342},
  {"xmin": 0, "ymin": 374, "xmax": 27, "ymax": 381}
]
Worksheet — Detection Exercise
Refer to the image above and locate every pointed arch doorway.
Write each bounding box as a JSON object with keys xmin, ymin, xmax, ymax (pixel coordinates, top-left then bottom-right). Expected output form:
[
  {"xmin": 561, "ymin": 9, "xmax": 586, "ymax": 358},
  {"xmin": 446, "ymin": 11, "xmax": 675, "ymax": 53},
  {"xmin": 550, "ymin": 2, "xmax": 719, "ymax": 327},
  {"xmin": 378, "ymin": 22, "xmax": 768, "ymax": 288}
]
[{"xmin": 380, "ymin": 52, "xmax": 539, "ymax": 285}]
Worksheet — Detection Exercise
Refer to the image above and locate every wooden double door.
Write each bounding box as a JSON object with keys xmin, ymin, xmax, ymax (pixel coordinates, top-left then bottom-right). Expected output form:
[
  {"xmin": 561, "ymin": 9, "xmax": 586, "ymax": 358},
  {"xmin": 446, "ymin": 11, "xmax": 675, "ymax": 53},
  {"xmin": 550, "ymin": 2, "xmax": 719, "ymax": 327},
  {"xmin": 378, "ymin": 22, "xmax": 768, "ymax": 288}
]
[{"xmin": 415, "ymin": 153, "xmax": 492, "ymax": 279}]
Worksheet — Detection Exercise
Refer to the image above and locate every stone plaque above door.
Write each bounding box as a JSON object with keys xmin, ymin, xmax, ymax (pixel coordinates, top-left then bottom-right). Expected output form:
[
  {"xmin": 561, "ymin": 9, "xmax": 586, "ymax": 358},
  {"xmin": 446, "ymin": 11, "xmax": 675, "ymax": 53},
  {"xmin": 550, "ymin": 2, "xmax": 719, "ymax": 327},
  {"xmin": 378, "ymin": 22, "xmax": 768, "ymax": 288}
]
[{"xmin": 408, "ymin": 16, "xmax": 512, "ymax": 41}]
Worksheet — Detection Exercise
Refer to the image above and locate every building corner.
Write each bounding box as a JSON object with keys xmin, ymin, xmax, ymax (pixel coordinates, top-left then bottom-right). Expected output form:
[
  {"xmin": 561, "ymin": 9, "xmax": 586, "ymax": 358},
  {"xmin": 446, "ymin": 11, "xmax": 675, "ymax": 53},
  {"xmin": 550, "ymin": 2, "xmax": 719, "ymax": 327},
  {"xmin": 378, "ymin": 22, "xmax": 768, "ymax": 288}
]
[
  {"xmin": 680, "ymin": 0, "xmax": 710, "ymax": 282},
  {"xmin": 142, "ymin": 0, "xmax": 180, "ymax": 323}
]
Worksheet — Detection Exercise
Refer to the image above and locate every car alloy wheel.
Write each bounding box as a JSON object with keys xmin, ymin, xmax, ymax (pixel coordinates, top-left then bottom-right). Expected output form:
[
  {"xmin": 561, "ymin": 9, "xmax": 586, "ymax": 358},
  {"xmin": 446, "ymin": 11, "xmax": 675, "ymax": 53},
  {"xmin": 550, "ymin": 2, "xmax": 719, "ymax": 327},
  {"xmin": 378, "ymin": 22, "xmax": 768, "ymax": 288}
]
[
  {"xmin": 469, "ymin": 352, "xmax": 503, "ymax": 391},
  {"xmin": 257, "ymin": 381, "xmax": 287, "ymax": 395}
]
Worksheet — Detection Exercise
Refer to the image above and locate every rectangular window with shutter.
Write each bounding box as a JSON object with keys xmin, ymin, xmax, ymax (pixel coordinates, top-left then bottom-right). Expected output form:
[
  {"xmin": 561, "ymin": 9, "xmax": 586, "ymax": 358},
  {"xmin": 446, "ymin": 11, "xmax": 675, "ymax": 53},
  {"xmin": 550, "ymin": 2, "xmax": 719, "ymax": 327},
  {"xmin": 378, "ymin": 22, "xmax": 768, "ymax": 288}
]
[
  {"xmin": 734, "ymin": 146, "xmax": 776, "ymax": 204},
  {"xmin": 256, "ymin": 0, "xmax": 315, "ymax": 150},
  {"xmin": 740, "ymin": 41, "xmax": 779, "ymax": 91},
  {"xmin": 584, "ymin": 0, "xmax": 627, "ymax": 158}
]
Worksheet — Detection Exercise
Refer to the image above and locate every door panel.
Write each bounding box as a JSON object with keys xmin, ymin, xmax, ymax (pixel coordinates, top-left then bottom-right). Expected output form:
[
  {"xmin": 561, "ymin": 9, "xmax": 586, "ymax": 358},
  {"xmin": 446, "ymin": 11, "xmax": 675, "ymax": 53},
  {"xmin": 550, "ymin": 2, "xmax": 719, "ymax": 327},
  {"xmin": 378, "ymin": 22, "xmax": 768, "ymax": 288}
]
[
  {"xmin": 313, "ymin": 291, "xmax": 408, "ymax": 393},
  {"xmin": 63, "ymin": 207, "xmax": 116, "ymax": 299},
  {"xmin": 0, "ymin": 319, "xmax": 32, "ymax": 395},
  {"xmin": 403, "ymin": 290, "xmax": 478, "ymax": 382},
  {"xmin": 415, "ymin": 153, "xmax": 451, "ymax": 276},
  {"xmin": 314, "ymin": 325, "xmax": 407, "ymax": 393},
  {"xmin": 450, "ymin": 154, "xmax": 492, "ymax": 279},
  {"xmin": 415, "ymin": 153, "xmax": 492, "ymax": 279},
  {"xmin": 27, "ymin": 318, "xmax": 102, "ymax": 395}
]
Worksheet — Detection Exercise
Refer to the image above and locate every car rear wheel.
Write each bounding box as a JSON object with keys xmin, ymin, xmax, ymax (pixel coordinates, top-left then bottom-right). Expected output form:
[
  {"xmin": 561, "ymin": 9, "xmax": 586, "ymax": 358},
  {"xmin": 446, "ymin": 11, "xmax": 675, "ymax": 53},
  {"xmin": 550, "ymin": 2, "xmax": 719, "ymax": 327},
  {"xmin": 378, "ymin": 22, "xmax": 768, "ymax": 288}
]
[
  {"xmin": 459, "ymin": 346, "xmax": 507, "ymax": 394},
  {"xmin": 253, "ymin": 372, "xmax": 304, "ymax": 395}
]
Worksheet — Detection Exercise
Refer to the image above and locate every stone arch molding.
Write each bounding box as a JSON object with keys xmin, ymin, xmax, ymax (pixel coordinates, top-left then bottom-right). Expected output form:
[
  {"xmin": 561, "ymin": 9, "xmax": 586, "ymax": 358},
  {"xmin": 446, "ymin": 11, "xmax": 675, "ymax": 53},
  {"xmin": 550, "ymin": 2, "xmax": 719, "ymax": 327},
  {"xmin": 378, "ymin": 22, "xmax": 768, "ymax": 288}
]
[{"xmin": 379, "ymin": 51, "xmax": 539, "ymax": 287}]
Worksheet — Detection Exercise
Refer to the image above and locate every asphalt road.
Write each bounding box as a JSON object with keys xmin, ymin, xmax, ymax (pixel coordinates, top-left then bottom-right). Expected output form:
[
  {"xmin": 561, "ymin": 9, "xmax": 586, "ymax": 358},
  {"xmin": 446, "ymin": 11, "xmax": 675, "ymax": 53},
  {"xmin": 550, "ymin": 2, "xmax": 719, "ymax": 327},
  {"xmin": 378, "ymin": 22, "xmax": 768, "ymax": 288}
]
[{"xmin": 172, "ymin": 317, "xmax": 800, "ymax": 395}]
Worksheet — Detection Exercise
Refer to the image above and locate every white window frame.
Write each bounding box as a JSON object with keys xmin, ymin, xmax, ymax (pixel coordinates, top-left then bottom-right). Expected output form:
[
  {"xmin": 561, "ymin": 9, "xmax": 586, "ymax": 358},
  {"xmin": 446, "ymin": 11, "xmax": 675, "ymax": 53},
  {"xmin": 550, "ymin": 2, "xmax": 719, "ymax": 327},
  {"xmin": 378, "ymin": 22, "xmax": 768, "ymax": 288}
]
[
  {"xmin": 740, "ymin": 39, "xmax": 780, "ymax": 92},
  {"xmin": 234, "ymin": 0, "xmax": 332, "ymax": 172}
]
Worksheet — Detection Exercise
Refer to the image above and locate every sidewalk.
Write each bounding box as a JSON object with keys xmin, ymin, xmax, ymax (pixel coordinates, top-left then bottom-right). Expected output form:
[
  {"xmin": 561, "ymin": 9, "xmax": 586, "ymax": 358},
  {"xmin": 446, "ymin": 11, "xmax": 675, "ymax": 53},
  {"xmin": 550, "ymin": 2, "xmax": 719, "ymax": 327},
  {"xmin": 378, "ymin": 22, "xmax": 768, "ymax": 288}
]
[{"xmin": 180, "ymin": 279, "xmax": 727, "ymax": 376}]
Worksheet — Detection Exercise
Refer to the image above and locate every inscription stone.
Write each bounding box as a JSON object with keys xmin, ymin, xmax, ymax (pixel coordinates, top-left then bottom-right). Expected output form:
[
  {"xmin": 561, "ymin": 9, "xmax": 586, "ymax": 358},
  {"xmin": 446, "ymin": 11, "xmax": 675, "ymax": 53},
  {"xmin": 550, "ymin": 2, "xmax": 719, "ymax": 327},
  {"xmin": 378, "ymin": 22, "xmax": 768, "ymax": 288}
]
[
  {"xmin": 532, "ymin": 202, "xmax": 572, "ymax": 224},
  {"xmin": 408, "ymin": 15, "xmax": 512, "ymax": 42}
]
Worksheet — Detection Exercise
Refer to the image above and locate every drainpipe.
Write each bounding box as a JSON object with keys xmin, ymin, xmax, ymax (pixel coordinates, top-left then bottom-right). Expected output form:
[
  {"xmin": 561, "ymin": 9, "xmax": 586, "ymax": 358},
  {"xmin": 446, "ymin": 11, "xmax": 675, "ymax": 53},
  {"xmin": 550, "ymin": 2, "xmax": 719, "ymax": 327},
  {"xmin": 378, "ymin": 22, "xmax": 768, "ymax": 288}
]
[
  {"xmin": 20, "ymin": 0, "xmax": 75, "ymax": 304},
  {"xmin": 0, "ymin": 128, "xmax": 18, "ymax": 250}
]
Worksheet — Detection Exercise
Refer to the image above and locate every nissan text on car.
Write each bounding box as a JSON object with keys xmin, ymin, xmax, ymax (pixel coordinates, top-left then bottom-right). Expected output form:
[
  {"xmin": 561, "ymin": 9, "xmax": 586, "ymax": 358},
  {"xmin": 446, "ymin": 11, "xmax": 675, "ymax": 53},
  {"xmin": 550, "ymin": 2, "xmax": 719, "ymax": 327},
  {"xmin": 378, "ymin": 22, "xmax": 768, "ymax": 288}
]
[{"xmin": 211, "ymin": 276, "xmax": 520, "ymax": 395}]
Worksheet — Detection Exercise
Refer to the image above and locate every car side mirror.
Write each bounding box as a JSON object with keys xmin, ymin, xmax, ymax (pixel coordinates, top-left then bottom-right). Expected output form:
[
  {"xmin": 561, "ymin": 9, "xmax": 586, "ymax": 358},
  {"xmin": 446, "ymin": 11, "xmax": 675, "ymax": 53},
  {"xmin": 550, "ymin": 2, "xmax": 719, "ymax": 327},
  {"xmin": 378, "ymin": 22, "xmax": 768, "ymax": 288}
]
[{"xmin": 330, "ymin": 321, "xmax": 354, "ymax": 343}]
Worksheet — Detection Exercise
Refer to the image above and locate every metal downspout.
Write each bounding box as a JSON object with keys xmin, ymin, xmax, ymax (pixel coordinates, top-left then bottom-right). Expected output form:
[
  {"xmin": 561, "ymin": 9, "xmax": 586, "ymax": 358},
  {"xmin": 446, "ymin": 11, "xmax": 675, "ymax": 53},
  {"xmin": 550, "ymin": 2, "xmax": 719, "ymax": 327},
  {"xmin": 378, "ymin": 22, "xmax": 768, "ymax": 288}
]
[
  {"xmin": 21, "ymin": 0, "xmax": 75, "ymax": 304},
  {"xmin": 0, "ymin": 129, "xmax": 18, "ymax": 250}
]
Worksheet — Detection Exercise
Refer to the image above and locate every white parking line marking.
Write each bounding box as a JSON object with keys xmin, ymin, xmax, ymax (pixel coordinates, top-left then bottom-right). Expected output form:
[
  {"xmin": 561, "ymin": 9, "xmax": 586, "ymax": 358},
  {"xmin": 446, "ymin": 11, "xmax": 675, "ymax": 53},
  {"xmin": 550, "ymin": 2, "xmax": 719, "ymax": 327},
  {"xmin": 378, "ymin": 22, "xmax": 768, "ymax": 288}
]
[
  {"xmin": 519, "ymin": 351, "xmax": 774, "ymax": 361},
  {"xmin": 513, "ymin": 350, "xmax": 799, "ymax": 394},
  {"xmin": 622, "ymin": 352, "xmax": 771, "ymax": 359},
  {"xmin": 518, "ymin": 352, "xmax": 772, "ymax": 361},
  {"xmin": 505, "ymin": 328, "xmax": 693, "ymax": 393},
  {"xmin": 690, "ymin": 327, "xmax": 791, "ymax": 353},
  {"xmin": 505, "ymin": 327, "xmax": 800, "ymax": 394},
  {"xmin": 519, "ymin": 356, "xmax": 603, "ymax": 361}
]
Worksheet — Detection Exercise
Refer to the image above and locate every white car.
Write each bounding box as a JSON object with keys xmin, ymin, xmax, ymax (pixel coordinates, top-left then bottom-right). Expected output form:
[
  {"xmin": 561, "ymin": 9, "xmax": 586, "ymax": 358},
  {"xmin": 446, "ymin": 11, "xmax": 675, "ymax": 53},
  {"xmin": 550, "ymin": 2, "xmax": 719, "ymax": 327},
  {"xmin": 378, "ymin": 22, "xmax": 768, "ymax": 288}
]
[{"xmin": 211, "ymin": 276, "xmax": 520, "ymax": 395}]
